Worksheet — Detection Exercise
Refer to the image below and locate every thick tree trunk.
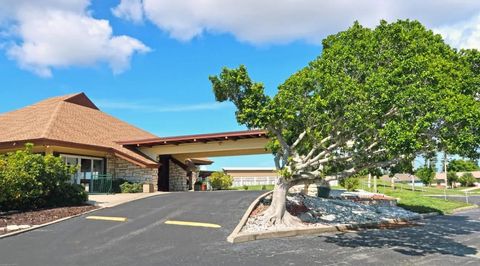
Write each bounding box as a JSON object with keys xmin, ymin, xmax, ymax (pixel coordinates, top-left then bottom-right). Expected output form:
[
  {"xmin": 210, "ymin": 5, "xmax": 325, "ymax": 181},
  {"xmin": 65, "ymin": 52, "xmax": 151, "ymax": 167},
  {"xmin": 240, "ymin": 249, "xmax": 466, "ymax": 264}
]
[{"xmin": 262, "ymin": 178, "xmax": 301, "ymax": 226}]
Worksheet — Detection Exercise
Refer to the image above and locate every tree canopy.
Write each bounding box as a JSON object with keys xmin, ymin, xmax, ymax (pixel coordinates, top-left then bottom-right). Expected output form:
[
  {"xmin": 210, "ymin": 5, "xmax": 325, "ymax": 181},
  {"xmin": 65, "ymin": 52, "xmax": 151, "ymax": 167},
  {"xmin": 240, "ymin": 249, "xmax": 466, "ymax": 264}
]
[
  {"xmin": 448, "ymin": 159, "xmax": 480, "ymax": 172},
  {"xmin": 210, "ymin": 20, "xmax": 480, "ymax": 224}
]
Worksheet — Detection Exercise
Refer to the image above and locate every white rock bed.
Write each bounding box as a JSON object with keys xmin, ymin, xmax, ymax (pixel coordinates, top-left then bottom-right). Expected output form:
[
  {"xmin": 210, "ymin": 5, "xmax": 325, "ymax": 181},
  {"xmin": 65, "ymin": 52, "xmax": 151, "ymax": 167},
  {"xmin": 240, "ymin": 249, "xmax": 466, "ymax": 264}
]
[{"xmin": 241, "ymin": 193, "xmax": 420, "ymax": 233}]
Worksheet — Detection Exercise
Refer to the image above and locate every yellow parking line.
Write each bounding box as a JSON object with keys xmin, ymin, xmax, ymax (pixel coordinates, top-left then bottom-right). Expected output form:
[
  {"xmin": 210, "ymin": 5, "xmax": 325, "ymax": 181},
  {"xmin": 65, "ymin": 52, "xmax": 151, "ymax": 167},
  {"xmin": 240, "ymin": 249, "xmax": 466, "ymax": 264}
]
[
  {"xmin": 165, "ymin": 220, "xmax": 221, "ymax": 228},
  {"xmin": 86, "ymin": 216, "xmax": 128, "ymax": 222}
]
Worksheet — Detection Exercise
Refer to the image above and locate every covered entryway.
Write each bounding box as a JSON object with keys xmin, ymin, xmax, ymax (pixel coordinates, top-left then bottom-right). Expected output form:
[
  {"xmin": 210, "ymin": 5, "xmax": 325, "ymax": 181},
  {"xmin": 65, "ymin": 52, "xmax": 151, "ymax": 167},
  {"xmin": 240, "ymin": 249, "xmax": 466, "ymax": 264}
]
[{"xmin": 118, "ymin": 130, "xmax": 270, "ymax": 191}]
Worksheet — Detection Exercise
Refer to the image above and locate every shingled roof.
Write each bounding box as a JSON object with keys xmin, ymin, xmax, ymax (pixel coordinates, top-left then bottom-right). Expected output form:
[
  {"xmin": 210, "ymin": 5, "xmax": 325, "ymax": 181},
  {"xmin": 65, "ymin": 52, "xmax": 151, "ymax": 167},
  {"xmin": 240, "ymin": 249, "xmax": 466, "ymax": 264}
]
[{"xmin": 0, "ymin": 93, "xmax": 159, "ymax": 167}]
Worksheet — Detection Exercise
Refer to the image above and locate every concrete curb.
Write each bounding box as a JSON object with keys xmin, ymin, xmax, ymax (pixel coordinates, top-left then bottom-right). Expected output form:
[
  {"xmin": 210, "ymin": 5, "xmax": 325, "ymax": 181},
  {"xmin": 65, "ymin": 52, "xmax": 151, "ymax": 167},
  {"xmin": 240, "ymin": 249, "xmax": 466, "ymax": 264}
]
[
  {"xmin": 87, "ymin": 192, "xmax": 169, "ymax": 208},
  {"xmin": 227, "ymin": 191, "xmax": 273, "ymax": 243},
  {"xmin": 451, "ymin": 205, "xmax": 479, "ymax": 214},
  {"xmin": 0, "ymin": 207, "xmax": 103, "ymax": 239},
  {"xmin": 227, "ymin": 193, "xmax": 441, "ymax": 244}
]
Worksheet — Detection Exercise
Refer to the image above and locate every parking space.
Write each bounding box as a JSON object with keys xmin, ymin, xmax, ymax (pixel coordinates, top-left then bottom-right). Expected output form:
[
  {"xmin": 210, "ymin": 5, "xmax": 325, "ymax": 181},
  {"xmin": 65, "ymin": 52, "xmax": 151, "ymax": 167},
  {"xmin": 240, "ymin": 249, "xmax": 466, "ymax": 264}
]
[{"xmin": 1, "ymin": 191, "xmax": 479, "ymax": 266}]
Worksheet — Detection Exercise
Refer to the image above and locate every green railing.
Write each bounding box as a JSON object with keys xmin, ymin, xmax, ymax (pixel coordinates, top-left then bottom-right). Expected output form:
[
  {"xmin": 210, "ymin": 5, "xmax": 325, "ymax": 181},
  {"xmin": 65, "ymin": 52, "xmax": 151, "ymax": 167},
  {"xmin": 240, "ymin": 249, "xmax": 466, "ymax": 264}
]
[{"xmin": 91, "ymin": 173, "xmax": 113, "ymax": 194}]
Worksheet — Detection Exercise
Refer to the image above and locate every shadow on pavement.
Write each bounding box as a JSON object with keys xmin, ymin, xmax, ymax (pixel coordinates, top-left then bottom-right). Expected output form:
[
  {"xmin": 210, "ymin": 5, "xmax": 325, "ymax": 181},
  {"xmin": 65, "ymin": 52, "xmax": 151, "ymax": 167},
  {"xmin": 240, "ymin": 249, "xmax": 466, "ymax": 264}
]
[{"xmin": 323, "ymin": 213, "xmax": 480, "ymax": 257}]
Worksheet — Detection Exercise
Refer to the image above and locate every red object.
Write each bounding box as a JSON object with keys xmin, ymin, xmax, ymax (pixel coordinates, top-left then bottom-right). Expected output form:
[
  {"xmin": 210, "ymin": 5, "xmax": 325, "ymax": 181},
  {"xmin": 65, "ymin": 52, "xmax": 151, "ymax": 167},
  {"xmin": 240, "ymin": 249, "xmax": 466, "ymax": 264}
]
[{"xmin": 201, "ymin": 184, "xmax": 207, "ymax": 191}]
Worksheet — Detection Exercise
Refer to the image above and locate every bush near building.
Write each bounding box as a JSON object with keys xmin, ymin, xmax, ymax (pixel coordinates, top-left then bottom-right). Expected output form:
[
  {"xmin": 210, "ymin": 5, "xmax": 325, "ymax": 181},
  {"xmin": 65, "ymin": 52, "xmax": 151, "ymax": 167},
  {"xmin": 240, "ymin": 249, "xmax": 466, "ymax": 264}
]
[
  {"xmin": 459, "ymin": 173, "xmax": 476, "ymax": 187},
  {"xmin": 0, "ymin": 144, "xmax": 87, "ymax": 211},
  {"xmin": 119, "ymin": 182, "xmax": 143, "ymax": 193},
  {"xmin": 209, "ymin": 171, "xmax": 233, "ymax": 190}
]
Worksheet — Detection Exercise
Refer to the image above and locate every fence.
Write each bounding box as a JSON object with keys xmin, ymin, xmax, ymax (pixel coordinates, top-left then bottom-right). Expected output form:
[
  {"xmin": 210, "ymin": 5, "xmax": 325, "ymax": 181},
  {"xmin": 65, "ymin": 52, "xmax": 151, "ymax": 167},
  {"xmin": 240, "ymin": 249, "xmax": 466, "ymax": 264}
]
[
  {"xmin": 90, "ymin": 173, "xmax": 113, "ymax": 194},
  {"xmin": 232, "ymin": 176, "xmax": 277, "ymax": 187},
  {"xmin": 358, "ymin": 178, "xmax": 477, "ymax": 204}
]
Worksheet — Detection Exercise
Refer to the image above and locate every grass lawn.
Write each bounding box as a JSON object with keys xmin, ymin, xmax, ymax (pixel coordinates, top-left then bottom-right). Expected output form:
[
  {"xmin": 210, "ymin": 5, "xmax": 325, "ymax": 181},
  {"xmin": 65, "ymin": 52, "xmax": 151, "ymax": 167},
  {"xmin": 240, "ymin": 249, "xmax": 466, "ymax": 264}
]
[
  {"xmin": 229, "ymin": 184, "xmax": 275, "ymax": 191},
  {"xmin": 376, "ymin": 187, "xmax": 472, "ymax": 214}
]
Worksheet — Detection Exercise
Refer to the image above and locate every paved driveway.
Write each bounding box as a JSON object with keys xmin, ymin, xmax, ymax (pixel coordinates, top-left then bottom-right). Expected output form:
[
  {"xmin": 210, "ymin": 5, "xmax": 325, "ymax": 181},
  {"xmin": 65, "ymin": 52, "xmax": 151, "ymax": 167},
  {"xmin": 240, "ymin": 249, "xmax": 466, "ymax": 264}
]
[{"xmin": 1, "ymin": 191, "xmax": 480, "ymax": 266}]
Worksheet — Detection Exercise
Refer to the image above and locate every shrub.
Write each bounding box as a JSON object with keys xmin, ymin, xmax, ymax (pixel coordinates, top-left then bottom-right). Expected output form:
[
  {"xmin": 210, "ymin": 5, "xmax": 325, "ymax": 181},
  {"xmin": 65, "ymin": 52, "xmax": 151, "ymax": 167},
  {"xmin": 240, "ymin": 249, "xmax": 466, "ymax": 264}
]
[
  {"xmin": 112, "ymin": 178, "xmax": 129, "ymax": 193},
  {"xmin": 339, "ymin": 177, "xmax": 360, "ymax": 191},
  {"xmin": 459, "ymin": 173, "xmax": 476, "ymax": 187},
  {"xmin": 119, "ymin": 182, "xmax": 143, "ymax": 193},
  {"xmin": 208, "ymin": 171, "xmax": 233, "ymax": 190},
  {"xmin": 242, "ymin": 185, "xmax": 249, "ymax": 190},
  {"xmin": 0, "ymin": 144, "xmax": 83, "ymax": 211},
  {"xmin": 48, "ymin": 183, "xmax": 88, "ymax": 206},
  {"xmin": 416, "ymin": 167, "xmax": 435, "ymax": 186},
  {"xmin": 261, "ymin": 185, "xmax": 267, "ymax": 190}
]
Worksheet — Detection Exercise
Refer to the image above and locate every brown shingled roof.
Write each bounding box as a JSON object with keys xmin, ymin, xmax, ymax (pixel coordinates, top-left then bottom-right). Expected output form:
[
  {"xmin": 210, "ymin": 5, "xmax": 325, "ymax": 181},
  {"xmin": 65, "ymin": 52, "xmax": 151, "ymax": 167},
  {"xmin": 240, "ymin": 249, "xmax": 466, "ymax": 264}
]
[{"xmin": 0, "ymin": 93, "xmax": 159, "ymax": 168}]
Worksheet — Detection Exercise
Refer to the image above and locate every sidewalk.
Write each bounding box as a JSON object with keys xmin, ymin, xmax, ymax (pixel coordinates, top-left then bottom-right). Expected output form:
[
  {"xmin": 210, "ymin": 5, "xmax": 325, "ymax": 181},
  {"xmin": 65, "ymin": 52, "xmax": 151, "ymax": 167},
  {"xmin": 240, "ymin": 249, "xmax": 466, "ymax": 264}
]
[{"xmin": 88, "ymin": 192, "xmax": 168, "ymax": 208}]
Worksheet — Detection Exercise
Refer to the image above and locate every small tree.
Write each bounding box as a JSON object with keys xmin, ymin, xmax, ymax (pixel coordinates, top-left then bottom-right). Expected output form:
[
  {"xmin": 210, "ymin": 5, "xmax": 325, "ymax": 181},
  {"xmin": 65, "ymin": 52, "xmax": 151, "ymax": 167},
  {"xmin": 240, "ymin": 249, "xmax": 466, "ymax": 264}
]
[
  {"xmin": 209, "ymin": 171, "xmax": 233, "ymax": 190},
  {"xmin": 447, "ymin": 172, "xmax": 459, "ymax": 187},
  {"xmin": 416, "ymin": 167, "xmax": 435, "ymax": 186},
  {"xmin": 459, "ymin": 173, "xmax": 476, "ymax": 187}
]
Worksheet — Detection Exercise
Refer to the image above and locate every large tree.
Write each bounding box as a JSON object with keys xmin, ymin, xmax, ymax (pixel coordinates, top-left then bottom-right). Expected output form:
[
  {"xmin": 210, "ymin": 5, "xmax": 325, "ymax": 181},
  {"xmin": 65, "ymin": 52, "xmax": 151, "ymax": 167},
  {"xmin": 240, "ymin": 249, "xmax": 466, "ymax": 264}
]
[{"xmin": 210, "ymin": 20, "xmax": 480, "ymax": 225}]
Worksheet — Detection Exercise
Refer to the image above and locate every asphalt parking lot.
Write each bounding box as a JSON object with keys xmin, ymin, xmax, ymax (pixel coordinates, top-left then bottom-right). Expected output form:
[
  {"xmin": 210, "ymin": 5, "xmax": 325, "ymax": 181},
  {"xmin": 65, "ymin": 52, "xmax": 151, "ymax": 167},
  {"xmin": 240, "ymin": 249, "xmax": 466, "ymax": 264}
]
[{"xmin": 0, "ymin": 191, "xmax": 479, "ymax": 266}]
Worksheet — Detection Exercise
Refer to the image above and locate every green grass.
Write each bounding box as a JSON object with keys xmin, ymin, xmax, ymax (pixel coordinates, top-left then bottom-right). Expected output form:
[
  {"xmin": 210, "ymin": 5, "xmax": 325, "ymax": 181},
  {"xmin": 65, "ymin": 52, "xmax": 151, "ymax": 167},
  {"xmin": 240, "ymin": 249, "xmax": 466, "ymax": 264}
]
[
  {"xmin": 359, "ymin": 178, "xmax": 479, "ymax": 196},
  {"xmin": 377, "ymin": 187, "xmax": 471, "ymax": 214},
  {"xmin": 229, "ymin": 184, "xmax": 275, "ymax": 191}
]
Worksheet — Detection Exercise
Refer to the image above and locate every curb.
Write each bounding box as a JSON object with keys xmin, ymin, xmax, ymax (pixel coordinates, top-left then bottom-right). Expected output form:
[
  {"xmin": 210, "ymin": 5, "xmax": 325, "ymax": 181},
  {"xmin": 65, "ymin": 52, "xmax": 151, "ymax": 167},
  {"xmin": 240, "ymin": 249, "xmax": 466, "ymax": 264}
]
[
  {"xmin": 0, "ymin": 207, "xmax": 103, "ymax": 239},
  {"xmin": 451, "ymin": 205, "xmax": 479, "ymax": 214},
  {"xmin": 227, "ymin": 191, "xmax": 273, "ymax": 243},
  {"xmin": 87, "ymin": 192, "xmax": 169, "ymax": 208},
  {"xmin": 227, "ymin": 194, "xmax": 441, "ymax": 244}
]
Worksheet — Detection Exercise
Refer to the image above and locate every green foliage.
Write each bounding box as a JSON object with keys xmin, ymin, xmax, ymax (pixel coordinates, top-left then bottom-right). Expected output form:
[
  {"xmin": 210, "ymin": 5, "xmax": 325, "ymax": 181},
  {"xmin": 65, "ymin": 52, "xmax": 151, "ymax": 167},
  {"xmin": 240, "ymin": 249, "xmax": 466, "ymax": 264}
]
[
  {"xmin": 210, "ymin": 20, "xmax": 480, "ymax": 186},
  {"xmin": 448, "ymin": 159, "xmax": 479, "ymax": 172},
  {"xmin": 0, "ymin": 144, "xmax": 83, "ymax": 211},
  {"xmin": 47, "ymin": 183, "xmax": 88, "ymax": 206},
  {"xmin": 415, "ymin": 167, "xmax": 435, "ymax": 186},
  {"xmin": 119, "ymin": 182, "xmax": 142, "ymax": 193},
  {"xmin": 242, "ymin": 185, "xmax": 249, "ymax": 190},
  {"xmin": 339, "ymin": 177, "xmax": 360, "ymax": 191},
  {"xmin": 209, "ymin": 171, "xmax": 233, "ymax": 190},
  {"xmin": 112, "ymin": 178, "xmax": 129, "ymax": 193},
  {"xmin": 459, "ymin": 173, "xmax": 477, "ymax": 187},
  {"xmin": 447, "ymin": 172, "xmax": 459, "ymax": 186},
  {"xmin": 261, "ymin": 185, "xmax": 267, "ymax": 190}
]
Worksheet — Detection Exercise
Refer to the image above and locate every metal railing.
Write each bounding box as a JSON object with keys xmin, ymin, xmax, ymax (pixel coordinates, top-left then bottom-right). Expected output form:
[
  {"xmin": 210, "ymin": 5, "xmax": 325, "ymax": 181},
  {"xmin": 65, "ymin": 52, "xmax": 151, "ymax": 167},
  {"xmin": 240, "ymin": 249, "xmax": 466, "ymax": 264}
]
[
  {"xmin": 232, "ymin": 176, "xmax": 278, "ymax": 187},
  {"xmin": 90, "ymin": 173, "xmax": 113, "ymax": 194}
]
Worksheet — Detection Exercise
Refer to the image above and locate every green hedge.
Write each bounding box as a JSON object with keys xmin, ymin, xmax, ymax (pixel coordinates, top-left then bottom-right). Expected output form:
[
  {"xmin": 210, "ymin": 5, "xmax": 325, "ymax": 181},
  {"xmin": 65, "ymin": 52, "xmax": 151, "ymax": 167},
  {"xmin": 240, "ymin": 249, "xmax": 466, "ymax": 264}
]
[
  {"xmin": 0, "ymin": 144, "xmax": 87, "ymax": 211},
  {"xmin": 119, "ymin": 182, "xmax": 143, "ymax": 193},
  {"xmin": 209, "ymin": 171, "xmax": 233, "ymax": 190}
]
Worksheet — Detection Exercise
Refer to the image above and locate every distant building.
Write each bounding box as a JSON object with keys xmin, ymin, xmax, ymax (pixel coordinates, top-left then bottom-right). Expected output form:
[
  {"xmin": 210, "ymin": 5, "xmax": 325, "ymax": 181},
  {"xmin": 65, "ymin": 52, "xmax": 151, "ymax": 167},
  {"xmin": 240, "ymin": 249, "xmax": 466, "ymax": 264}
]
[{"xmin": 223, "ymin": 167, "xmax": 278, "ymax": 187}]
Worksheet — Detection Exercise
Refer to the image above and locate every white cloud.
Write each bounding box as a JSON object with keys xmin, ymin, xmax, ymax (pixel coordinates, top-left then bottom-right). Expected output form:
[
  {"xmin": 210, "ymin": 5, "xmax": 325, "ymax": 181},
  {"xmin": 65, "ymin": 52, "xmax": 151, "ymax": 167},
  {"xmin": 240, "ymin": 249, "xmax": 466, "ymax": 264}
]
[
  {"xmin": 111, "ymin": 0, "xmax": 144, "ymax": 24},
  {"xmin": 0, "ymin": 0, "xmax": 150, "ymax": 77},
  {"xmin": 95, "ymin": 99, "xmax": 232, "ymax": 113},
  {"xmin": 435, "ymin": 14, "xmax": 480, "ymax": 50},
  {"xmin": 113, "ymin": 0, "xmax": 480, "ymax": 46}
]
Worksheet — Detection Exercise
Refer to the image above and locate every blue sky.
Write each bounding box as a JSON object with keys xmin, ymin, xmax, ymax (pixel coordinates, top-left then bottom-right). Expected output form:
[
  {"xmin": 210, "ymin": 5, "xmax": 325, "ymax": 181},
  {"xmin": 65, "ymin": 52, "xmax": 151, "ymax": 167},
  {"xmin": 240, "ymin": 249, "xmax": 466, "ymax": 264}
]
[{"xmin": 1, "ymin": 1, "xmax": 479, "ymax": 170}]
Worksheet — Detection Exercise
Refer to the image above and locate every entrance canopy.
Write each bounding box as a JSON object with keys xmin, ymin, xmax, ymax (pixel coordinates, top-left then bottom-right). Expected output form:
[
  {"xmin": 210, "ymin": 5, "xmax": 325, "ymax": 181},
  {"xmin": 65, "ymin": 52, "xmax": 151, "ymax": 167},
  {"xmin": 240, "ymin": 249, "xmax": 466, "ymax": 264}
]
[{"xmin": 118, "ymin": 130, "xmax": 270, "ymax": 162}]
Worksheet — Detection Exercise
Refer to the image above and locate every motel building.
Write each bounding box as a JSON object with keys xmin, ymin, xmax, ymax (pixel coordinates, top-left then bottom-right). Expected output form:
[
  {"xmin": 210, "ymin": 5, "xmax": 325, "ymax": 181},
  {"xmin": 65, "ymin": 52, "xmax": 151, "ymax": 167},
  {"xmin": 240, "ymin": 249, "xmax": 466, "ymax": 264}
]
[{"xmin": 0, "ymin": 93, "xmax": 270, "ymax": 192}]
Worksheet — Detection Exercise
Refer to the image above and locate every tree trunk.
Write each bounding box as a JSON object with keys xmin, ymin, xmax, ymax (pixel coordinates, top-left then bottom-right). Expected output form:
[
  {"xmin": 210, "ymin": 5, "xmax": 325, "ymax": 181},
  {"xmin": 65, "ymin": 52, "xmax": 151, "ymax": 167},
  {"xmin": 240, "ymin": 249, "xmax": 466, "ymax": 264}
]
[{"xmin": 262, "ymin": 178, "xmax": 300, "ymax": 226}]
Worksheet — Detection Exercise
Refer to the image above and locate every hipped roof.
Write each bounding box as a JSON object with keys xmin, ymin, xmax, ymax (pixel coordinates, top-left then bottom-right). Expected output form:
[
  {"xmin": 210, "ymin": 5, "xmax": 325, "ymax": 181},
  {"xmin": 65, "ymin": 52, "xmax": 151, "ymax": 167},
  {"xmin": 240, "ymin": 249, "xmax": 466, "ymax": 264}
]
[{"xmin": 0, "ymin": 93, "xmax": 158, "ymax": 167}]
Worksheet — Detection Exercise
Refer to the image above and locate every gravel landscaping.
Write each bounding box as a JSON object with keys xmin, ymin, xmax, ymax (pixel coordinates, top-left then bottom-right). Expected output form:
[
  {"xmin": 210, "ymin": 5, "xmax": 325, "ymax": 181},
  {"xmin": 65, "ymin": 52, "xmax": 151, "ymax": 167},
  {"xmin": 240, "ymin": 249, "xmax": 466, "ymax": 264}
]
[
  {"xmin": 0, "ymin": 205, "xmax": 98, "ymax": 235},
  {"xmin": 242, "ymin": 192, "xmax": 421, "ymax": 233}
]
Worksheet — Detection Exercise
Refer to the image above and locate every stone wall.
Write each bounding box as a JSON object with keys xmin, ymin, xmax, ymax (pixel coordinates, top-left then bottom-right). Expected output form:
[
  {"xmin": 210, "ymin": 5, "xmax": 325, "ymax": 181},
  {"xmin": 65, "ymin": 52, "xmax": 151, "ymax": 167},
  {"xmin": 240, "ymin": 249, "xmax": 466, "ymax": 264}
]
[
  {"xmin": 169, "ymin": 159, "xmax": 188, "ymax": 191},
  {"xmin": 106, "ymin": 154, "xmax": 158, "ymax": 188}
]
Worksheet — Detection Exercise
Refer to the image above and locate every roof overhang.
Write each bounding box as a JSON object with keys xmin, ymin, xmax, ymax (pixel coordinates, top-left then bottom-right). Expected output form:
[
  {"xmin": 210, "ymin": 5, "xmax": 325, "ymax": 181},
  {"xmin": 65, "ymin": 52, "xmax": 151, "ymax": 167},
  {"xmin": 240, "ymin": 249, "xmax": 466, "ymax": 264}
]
[
  {"xmin": 0, "ymin": 138, "xmax": 158, "ymax": 168},
  {"xmin": 117, "ymin": 129, "xmax": 268, "ymax": 147}
]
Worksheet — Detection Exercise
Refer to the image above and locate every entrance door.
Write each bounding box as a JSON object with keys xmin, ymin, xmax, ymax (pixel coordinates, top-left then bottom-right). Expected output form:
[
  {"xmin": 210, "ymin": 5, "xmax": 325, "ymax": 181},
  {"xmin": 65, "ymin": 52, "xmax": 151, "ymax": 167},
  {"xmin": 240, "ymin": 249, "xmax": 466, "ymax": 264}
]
[{"xmin": 158, "ymin": 156, "xmax": 170, "ymax": 191}]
